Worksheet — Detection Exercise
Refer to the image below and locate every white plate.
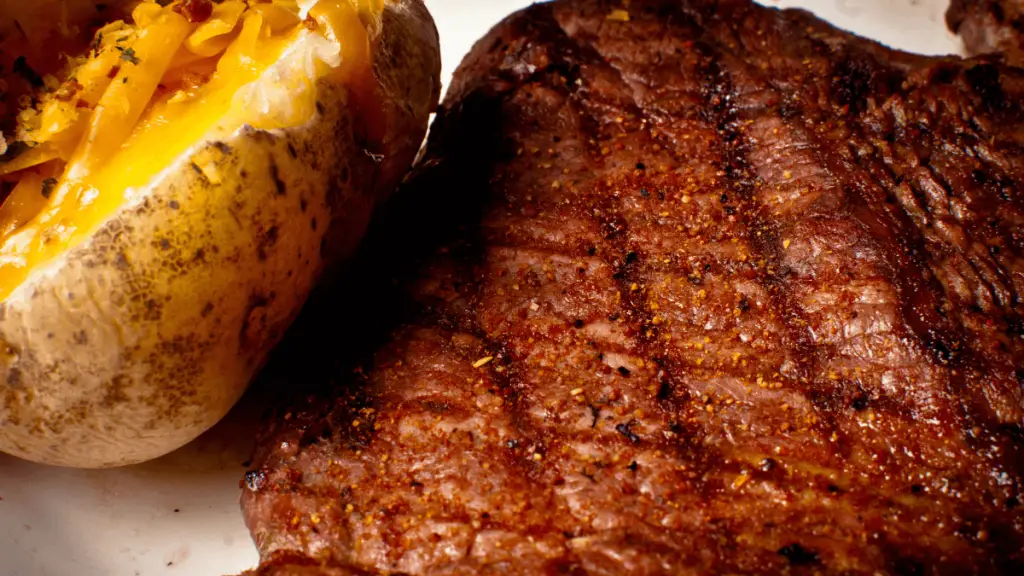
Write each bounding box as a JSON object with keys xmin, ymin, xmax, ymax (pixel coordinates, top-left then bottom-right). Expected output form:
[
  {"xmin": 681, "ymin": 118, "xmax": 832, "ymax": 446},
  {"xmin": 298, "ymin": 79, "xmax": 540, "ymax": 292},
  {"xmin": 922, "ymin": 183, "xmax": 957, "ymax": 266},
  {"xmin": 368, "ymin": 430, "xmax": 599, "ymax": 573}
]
[{"xmin": 0, "ymin": 1, "xmax": 962, "ymax": 575}]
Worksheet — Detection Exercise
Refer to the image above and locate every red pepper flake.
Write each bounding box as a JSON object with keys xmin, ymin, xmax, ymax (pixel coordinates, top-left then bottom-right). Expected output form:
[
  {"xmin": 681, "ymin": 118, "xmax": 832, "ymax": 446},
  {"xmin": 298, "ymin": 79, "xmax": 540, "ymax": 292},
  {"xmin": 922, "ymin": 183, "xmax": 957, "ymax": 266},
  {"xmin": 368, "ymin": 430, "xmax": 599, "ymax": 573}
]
[{"xmin": 174, "ymin": 0, "xmax": 213, "ymax": 24}]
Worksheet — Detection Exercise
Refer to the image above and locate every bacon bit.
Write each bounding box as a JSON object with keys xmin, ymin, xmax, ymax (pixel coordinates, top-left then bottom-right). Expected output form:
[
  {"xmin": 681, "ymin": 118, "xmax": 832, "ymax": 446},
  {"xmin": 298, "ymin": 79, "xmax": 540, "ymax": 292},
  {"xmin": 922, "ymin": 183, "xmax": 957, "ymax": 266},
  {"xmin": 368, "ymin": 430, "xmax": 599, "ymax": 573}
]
[
  {"xmin": 345, "ymin": 504, "xmax": 354, "ymax": 513},
  {"xmin": 732, "ymin": 473, "xmax": 750, "ymax": 489},
  {"xmin": 607, "ymin": 8, "xmax": 631, "ymax": 21},
  {"xmin": 783, "ymin": 170, "xmax": 793, "ymax": 179},
  {"xmin": 783, "ymin": 239, "xmax": 792, "ymax": 249},
  {"xmin": 473, "ymin": 356, "xmax": 494, "ymax": 369},
  {"xmin": 310, "ymin": 513, "xmax": 321, "ymax": 525},
  {"xmin": 570, "ymin": 388, "xmax": 584, "ymax": 396},
  {"xmin": 533, "ymin": 452, "xmax": 543, "ymax": 461},
  {"xmin": 174, "ymin": 0, "xmax": 214, "ymax": 23},
  {"xmin": 352, "ymin": 419, "xmax": 361, "ymax": 427}
]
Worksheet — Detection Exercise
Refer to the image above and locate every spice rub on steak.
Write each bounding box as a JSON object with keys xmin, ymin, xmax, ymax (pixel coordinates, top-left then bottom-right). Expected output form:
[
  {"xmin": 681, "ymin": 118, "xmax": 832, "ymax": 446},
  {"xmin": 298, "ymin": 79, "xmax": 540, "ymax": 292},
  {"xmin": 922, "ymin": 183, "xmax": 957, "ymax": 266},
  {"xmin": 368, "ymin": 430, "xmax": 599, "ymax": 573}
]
[{"xmin": 241, "ymin": 0, "xmax": 1024, "ymax": 573}]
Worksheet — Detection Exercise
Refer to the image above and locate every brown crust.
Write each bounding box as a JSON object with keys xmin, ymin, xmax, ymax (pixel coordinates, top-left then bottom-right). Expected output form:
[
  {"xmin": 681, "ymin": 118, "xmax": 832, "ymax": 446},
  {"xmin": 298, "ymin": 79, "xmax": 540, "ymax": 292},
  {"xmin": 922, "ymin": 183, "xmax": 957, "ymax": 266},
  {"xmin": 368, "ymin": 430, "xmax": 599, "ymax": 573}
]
[{"xmin": 241, "ymin": 0, "xmax": 1024, "ymax": 573}]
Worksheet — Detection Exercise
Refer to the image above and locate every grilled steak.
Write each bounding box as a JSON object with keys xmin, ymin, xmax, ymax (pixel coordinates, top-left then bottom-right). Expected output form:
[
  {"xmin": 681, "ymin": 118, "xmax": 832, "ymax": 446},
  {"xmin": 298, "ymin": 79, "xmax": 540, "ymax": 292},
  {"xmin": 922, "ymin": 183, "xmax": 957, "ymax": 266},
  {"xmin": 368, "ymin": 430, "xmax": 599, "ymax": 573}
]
[
  {"xmin": 241, "ymin": 0, "xmax": 1024, "ymax": 574},
  {"xmin": 948, "ymin": 0, "xmax": 1024, "ymax": 63}
]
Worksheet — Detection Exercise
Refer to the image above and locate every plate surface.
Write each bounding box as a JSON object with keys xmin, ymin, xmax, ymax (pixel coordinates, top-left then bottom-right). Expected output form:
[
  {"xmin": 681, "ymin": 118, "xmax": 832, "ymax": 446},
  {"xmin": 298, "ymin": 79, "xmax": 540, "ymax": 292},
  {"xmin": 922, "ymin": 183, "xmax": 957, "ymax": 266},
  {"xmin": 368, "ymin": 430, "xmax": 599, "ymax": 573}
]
[{"xmin": 0, "ymin": 1, "xmax": 961, "ymax": 575}]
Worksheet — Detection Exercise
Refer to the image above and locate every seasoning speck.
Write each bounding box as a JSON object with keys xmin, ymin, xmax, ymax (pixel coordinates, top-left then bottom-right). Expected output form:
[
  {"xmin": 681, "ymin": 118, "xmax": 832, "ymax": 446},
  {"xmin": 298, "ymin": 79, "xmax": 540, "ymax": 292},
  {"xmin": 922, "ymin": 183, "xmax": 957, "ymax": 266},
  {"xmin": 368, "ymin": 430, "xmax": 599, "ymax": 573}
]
[
  {"xmin": 118, "ymin": 47, "xmax": 140, "ymax": 65},
  {"xmin": 607, "ymin": 9, "xmax": 630, "ymax": 21},
  {"xmin": 473, "ymin": 356, "xmax": 494, "ymax": 368}
]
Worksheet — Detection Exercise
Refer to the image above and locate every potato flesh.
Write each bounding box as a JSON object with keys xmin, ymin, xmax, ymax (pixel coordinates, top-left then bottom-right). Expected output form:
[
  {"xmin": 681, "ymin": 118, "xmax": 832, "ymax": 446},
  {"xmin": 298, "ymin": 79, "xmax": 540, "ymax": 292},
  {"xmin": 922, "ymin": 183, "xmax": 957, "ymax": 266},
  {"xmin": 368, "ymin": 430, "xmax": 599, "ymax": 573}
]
[{"xmin": 0, "ymin": 0, "xmax": 380, "ymax": 300}]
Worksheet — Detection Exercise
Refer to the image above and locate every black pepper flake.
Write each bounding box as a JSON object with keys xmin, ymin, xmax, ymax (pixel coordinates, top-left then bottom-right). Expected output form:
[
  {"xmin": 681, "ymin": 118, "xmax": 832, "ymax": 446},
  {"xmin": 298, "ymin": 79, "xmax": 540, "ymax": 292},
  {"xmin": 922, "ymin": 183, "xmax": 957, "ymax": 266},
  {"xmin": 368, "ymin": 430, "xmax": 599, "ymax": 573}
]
[
  {"xmin": 1006, "ymin": 496, "xmax": 1019, "ymax": 509},
  {"xmin": 573, "ymin": 319, "xmax": 584, "ymax": 329},
  {"xmin": 738, "ymin": 297, "xmax": 749, "ymax": 311},
  {"xmin": 720, "ymin": 193, "xmax": 729, "ymax": 203},
  {"xmin": 656, "ymin": 381, "xmax": 671, "ymax": 400},
  {"xmin": 617, "ymin": 366, "xmax": 631, "ymax": 377},
  {"xmin": 724, "ymin": 206, "xmax": 736, "ymax": 215},
  {"xmin": 759, "ymin": 457, "xmax": 776, "ymax": 471},
  {"xmin": 506, "ymin": 439, "xmax": 518, "ymax": 449},
  {"xmin": 40, "ymin": 178, "xmax": 57, "ymax": 199},
  {"xmin": 635, "ymin": 162, "xmax": 646, "ymax": 170},
  {"xmin": 627, "ymin": 461, "xmax": 638, "ymax": 471},
  {"xmin": 625, "ymin": 251, "xmax": 638, "ymax": 264},
  {"xmin": 615, "ymin": 422, "xmax": 640, "ymax": 443},
  {"xmin": 778, "ymin": 543, "xmax": 819, "ymax": 566},
  {"xmin": 910, "ymin": 484, "xmax": 923, "ymax": 494},
  {"xmin": 640, "ymin": 188, "xmax": 650, "ymax": 197}
]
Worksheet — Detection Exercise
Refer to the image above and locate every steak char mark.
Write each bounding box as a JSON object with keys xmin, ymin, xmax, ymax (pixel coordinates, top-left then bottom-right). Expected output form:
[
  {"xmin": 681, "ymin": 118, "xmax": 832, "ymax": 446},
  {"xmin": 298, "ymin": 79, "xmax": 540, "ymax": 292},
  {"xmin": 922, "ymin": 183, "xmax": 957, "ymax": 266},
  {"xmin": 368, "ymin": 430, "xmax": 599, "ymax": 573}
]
[{"xmin": 242, "ymin": 1, "xmax": 1024, "ymax": 574}]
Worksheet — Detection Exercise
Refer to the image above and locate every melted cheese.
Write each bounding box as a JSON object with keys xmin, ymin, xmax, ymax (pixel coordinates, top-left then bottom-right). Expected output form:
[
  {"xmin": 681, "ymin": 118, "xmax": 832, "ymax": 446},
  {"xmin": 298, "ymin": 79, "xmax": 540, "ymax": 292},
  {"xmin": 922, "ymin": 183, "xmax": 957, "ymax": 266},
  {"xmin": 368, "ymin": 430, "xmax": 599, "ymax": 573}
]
[{"xmin": 0, "ymin": 0, "xmax": 380, "ymax": 300}]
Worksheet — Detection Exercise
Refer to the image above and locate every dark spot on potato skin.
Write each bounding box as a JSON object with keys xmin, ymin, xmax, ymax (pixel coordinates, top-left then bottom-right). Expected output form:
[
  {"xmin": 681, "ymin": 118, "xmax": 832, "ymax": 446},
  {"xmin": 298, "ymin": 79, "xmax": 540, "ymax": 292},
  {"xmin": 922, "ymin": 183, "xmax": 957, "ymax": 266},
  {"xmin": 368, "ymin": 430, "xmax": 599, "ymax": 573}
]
[
  {"xmin": 139, "ymin": 333, "xmax": 214, "ymax": 431},
  {"xmin": 115, "ymin": 252, "xmax": 129, "ymax": 270},
  {"xmin": 239, "ymin": 292, "xmax": 274, "ymax": 352},
  {"xmin": 101, "ymin": 375, "xmax": 130, "ymax": 409},
  {"xmin": 201, "ymin": 302, "xmax": 215, "ymax": 318},
  {"xmin": 257, "ymin": 225, "xmax": 280, "ymax": 261},
  {"xmin": 316, "ymin": 101, "xmax": 326, "ymax": 116},
  {"xmin": 160, "ymin": 238, "xmax": 171, "ymax": 250},
  {"xmin": 287, "ymin": 142, "xmax": 298, "ymax": 159},
  {"xmin": 169, "ymin": 200, "xmax": 180, "ymax": 210},
  {"xmin": 73, "ymin": 331, "xmax": 88, "ymax": 345},
  {"xmin": 5, "ymin": 367, "xmax": 23, "ymax": 389},
  {"xmin": 311, "ymin": 218, "xmax": 317, "ymax": 231},
  {"xmin": 300, "ymin": 197, "xmax": 308, "ymax": 212},
  {"xmin": 213, "ymin": 141, "xmax": 232, "ymax": 155},
  {"xmin": 143, "ymin": 298, "xmax": 162, "ymax": 322},
  {"xmin": 269, "ymin": 159, "xmax": 287, "ymax": 196}
]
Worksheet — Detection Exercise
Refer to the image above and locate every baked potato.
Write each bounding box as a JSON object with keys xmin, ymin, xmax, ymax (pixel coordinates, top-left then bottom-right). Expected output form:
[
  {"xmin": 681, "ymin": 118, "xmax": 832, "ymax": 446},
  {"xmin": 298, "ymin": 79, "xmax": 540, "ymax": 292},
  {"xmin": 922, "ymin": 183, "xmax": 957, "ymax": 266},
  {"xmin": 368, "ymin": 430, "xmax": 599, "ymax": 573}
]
[{"xmin": 0, "ymin": 0, "xmax": 441, "ymax": 468}]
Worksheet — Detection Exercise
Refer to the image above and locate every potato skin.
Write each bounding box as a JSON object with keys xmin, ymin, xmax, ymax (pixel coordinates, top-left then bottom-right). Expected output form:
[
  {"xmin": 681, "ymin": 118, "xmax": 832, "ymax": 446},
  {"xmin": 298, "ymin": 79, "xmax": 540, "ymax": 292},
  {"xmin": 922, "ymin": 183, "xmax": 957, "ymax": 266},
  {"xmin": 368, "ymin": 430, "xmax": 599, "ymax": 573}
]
[{"xmin": 0, "ymin": 0, "xmax": 441, "ymax": 468}]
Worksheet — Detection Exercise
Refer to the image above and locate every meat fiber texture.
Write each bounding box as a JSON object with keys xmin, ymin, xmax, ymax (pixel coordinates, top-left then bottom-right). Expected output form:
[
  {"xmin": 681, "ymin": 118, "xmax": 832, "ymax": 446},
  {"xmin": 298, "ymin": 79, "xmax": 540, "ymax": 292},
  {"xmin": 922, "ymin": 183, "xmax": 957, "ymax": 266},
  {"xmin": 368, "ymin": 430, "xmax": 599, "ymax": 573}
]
[{"xmin": 240, "ymin": 0, "xmax": 1024, "ymax": 574}]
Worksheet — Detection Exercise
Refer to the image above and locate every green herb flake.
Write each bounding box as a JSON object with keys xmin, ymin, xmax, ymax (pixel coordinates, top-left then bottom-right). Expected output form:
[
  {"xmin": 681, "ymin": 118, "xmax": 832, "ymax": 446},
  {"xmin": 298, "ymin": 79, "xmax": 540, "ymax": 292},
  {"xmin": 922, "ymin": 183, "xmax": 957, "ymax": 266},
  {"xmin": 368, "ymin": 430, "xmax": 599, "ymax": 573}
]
[{"xmin": 119, "ymin": 47, "xmax": 141, "ymax": 65}]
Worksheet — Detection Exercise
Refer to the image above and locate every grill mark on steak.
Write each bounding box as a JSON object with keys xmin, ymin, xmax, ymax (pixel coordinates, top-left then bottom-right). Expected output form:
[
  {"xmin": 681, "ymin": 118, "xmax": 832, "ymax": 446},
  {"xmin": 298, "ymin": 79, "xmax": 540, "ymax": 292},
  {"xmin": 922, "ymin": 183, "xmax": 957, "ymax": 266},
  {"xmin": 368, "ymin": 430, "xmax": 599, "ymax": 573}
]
[{"xmin": 242, "ymin": 1, "xmax": 1024, "ymax": 574}]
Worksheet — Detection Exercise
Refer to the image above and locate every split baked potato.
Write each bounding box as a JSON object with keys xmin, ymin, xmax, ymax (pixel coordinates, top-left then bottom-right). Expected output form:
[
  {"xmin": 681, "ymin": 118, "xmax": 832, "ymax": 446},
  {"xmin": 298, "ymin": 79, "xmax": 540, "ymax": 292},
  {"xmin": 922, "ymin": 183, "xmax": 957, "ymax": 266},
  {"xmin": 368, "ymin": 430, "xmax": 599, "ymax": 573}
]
[{"xmin": 0, "ymin": 0, "xmax": 440, "ymax": 468}]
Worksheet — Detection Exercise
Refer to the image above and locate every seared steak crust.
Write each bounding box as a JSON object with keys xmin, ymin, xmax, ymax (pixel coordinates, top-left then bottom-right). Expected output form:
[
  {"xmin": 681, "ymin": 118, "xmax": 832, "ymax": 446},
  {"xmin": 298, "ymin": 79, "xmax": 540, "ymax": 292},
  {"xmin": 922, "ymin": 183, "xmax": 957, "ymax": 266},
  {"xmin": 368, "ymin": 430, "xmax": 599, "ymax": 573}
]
[
  {"xmin": 242, "ymin": 0, "xmax": 1024, "ymax": 574},
  {"xmin": 948, "ymin": 0, "xmax": 1024, "ymax": 63}
]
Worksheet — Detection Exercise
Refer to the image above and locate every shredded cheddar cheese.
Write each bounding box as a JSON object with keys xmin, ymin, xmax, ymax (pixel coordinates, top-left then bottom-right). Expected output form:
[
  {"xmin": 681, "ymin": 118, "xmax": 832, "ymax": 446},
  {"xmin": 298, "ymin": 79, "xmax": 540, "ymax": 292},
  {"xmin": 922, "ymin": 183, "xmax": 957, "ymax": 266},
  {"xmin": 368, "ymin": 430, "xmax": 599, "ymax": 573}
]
[{"xmin": 0, "ymin": 0, "xmax": 381, "ymax": 299}]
